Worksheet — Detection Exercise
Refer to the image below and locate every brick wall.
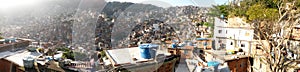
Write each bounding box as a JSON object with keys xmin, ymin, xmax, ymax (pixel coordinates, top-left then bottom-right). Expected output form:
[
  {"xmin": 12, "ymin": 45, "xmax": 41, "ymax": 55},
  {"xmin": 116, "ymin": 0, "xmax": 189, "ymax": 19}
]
[
  {"xmin": 0, "ymin": 59, "xmax": 12, "ymax": 72},
  {"xmin": 0, "ymin": 59, "xmax": 25, "ymax": 72},
  {"xmin": 155, "ymin": 58, "xmax": 178, "ymax": 72},
  {"xmin": 227, "ymin": 57, "xmax": 250, "ymax": 72}
]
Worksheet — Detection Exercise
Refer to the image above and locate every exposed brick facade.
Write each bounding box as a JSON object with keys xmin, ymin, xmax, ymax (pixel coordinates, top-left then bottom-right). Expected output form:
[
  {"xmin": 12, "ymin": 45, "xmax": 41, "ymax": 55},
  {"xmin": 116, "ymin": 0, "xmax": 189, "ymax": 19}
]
[{"xmin": 226, "ymin": 57, "xmax": 250, "ymax": 72}]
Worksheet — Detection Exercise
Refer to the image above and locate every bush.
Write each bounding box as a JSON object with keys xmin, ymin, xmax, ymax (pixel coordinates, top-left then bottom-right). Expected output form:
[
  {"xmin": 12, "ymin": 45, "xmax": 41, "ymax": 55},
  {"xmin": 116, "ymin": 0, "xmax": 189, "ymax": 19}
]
[
  {"xmin": 204, "ymin": 22, "xmax": 213, "ymax": 27},
  {"xmin": 58, "ymin": 47, "xmax": 74, "ymax": 60},
  {"xmin": 62, "ymin": 51, "xmax": 75, "ymax": 60},
  {"xmin": 57, "ymin": 47, "xmax": 70, "ymax": 52},
  {"xmin": 99, "ymin": 51, "xmax": 106, "ymax": 59}
]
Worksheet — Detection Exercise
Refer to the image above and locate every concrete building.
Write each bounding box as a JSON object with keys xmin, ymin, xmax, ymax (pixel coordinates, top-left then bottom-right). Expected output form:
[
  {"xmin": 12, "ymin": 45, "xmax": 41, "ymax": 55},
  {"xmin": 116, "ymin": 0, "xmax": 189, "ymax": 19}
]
[
  {"xmin": 0, "ymin": 38, "xmax": 31, "ymax": 52},
  {"xmin": 195, "ymin": 38, "xmax": 213, "ymax": 49},
  {"xmin": 0, "ymin": 38, "xmax": 33, "ymax": 72},
  {"xmin": 104, "ymin": 45, "xmax": 180, "ymax": 72},
  {"xmin": 203, "ymin": 50, "xmax": 249, "ymax": 72},
  {"xmin": 213, "ymin": 17, "xmax": 254, "ymax": 54}
]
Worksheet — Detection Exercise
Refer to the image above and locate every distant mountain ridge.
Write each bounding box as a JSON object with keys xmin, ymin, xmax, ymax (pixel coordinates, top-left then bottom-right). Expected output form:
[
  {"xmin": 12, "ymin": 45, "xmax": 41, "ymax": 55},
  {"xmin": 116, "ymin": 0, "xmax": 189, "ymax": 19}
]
[
  {"xmin": 98, "ymin": 2, "xmax": 207, "ymax": 48},
  {"xmin": 102, "ymin": 2, "xmax": 163, "ymax": 17},
  {"xmin": 0, "ymin": 1, "xmax": 209, "ymax": 49}
]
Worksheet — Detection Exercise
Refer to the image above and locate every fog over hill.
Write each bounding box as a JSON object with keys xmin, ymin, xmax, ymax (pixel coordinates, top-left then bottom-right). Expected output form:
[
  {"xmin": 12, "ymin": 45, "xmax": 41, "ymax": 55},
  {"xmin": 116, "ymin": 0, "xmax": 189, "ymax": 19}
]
[{"xmin": 0, "ymin": 1, "xmax": 211, "ymax": 48}]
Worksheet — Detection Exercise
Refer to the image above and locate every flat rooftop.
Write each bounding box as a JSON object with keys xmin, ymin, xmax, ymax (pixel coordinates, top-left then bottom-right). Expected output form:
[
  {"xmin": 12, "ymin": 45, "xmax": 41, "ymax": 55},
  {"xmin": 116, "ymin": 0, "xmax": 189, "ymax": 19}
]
[
  {"xmin": 4, "ymin": 51, "xmax": 42, "ymax": 67},
  {"xmin": 105, "ymin": 46, "xmax": 171, "ymax": 66},
  {"xmin": 204, "ymin": 50, "xmax": 249, "ymax": 61},
  {"xmin": 0, "ymin": 39, "xmax": 30, "ymax": 47}
]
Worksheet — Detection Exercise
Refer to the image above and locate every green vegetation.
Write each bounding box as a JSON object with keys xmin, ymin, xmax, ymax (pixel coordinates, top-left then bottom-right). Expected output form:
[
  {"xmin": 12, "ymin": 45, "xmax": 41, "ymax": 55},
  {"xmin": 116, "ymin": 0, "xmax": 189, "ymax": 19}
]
[
  {"xmin": 209, "ymin": 5, "xmax": 230, "ymax": 18},
  {"xmin": 58, "ymin": 47, "xmax": 75, "ymax": 60},
  {"xmin": 57, "ymin": 47, "xmax": 71, "ymax": 52},
  {"xmin": 99, "ymin": 50, "xmax": 106, "ymax": 59},
  {"xmin": 212, "ymin": 0, "xmax": 300, "ymax": 72},
  {"xmin": 203, "ymin": 22, "xmax": 213, "ymax": 27},
  {"xmin": 62, "ymin": 51, "xmax": 75, "ymax": 60},
  {"xmin": 207, "ymin": 34, "xmax": 213, "ymax": 38},
  {"xmin": 57, "ymin": 47, "xmax": 89, "ymax": 61},
  {"xmin": 211, "ymin": 0, "xmax": 300, "ymax": 39},
  {"xmin": 212, "ymin": 0, "xmax": 300, "ymax": 21},
  {"xmin": 0, "ymin": 32, "xmax": 3, "ymax": 39},
  {"xmin": 246, "ymin": 4, "xmax": 278, "ymax": 21}
]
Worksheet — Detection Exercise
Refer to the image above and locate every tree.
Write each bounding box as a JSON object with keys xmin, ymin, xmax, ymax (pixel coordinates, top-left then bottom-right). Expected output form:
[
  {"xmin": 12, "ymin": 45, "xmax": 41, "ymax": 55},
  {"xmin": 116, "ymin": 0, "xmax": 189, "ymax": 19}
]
[
  {"xmin": 209, "ymin": 5, "xmax": 230, "ymax": 18},
  {"xmin": 242, "ymin": 1, "xmax": 300, "ymax": 71},
  {"xmin": 246, "ymin": 4, "xmax": 279, "ymax": 21},
  {"xmin": 248, "ymin": 1, "xmax": 299, "ymax": 72},
  {"xmin": 215, "ymin": 0, "xmax": 300, "ymax": 71}
]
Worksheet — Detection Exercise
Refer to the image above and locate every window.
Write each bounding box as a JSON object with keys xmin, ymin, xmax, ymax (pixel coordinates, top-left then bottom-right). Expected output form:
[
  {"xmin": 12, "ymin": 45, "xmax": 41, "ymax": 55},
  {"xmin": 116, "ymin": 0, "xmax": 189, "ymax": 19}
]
[
  {"xmin": 170, "ymin": 51, "xmax": 174, "ymax": 54},
  {"xmin": 204, "ymin": 42, "xmax": 208, "ymax": 46},
  {"xmin": 218, "ymin": 30, "xmax": 222, "ymax": 33},
  {"xmin": 226, "ymin": 30, "xmax": 228, "ymax": 34},
  {"xmin": 230, "ymin": 42, "xmax": 233, "ymax": 45},
  {"xmin": 184, "ymin": 50, "xmax": 188, "ymax": 55},
  {"xmin": 245, "ymin": 32, "xmax": 250, "ymax": 36},
  {"xmin": 260, "ymin": 63, "xmax": 262, "ymax": 68},
  {"xmin": 241, "ymin": 44, "xmax": 245, "ymax": 47},
  {"xmin": 221, "ymin": 43, "xmax": 226, "ymax": 48},
  {"xmin": 218, "ymin": 40, "xmax": 222, "ymax": 43}
]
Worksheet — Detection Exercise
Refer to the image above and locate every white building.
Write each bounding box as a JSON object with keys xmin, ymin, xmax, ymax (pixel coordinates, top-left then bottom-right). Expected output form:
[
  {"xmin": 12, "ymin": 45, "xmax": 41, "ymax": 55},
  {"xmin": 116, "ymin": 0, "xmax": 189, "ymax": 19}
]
[{"xmin": 213, "ymin": 17, "xmax": 254, "ymax": 53}]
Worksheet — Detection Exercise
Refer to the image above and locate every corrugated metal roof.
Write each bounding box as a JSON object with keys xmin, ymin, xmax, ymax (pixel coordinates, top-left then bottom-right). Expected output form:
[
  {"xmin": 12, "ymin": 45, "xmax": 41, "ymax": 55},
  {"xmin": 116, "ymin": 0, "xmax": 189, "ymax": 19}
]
[
  {"xmin": 0, "ymin": 50, "xmax": 26, "ymax": 59},
  {"xmin": 0, "ymin": 51, "xmax": 15, "ymax": 59}
]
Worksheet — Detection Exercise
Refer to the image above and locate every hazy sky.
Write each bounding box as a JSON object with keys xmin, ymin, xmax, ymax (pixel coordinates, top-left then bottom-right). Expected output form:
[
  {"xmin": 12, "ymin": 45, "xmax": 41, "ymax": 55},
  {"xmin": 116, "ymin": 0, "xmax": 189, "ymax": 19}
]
[
  {"xmin": 107, "ymin": 0, "xmax": 229, "ymax": 8},
  {"xmin": 215, "ymin": 0, "xmax": 229, "ymax": 5}
]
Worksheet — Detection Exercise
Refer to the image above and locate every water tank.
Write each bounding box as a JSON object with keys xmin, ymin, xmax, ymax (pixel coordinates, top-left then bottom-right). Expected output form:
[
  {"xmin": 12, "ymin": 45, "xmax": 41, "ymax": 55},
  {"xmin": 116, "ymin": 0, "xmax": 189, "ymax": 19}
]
[
  {"xmin": 23, "ymin": 56, "xmax": 35, "ymax": 68},
  {"xmin": 4, "ymin": 39, "xmax": 10, "ymax": 43},
  {"xmin": 207, "ymin": 61, "xmax": 220, "ymax": 71},
  {"xmin": 171, "ymin": 43, "xmax": 177, "ymax": 48},
  {"xmin": 10, "ymin": 38, "xmax": 16, "ymax": 43},
  {"xmin": 139, "ymin": 44, "xmax": 158, "ymax": 59}
]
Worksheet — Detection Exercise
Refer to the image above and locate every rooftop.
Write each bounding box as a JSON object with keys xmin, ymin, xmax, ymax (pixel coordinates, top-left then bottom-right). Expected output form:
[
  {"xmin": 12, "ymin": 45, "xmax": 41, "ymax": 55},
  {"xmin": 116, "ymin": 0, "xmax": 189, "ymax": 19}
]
[
  {"xmin": 4, "ymin": 51, "xmax": 42, "ymax": 67},
  {"xmin": 0, "ymin": 39, "xmax": 25, "ymax": 46},
  {"xmin": 0, "ymin": 38, "xmax": 30, "ymax": 48},
  {"xmin": 0, "ymin": 50, "xmax": 25, "ymax": 59},
  {"xmin": 105, "ymin": 46, "xmax": 171, "ymax": 66},
  {"xmin": 0, "ymin": 38, "xmax": 31, "ymax": 58},
  {"xmin": 204, "ymin": 50, "xmax": 249, "ymax": 62},
  {"xmin": 215, "ymin": 17, "xmax": 254, "ymax": 29}
]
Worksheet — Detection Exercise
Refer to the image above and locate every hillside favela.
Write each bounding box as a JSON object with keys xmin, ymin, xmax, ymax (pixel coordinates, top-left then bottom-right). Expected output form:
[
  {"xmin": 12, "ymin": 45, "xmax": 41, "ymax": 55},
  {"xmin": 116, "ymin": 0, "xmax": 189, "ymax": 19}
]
[{"xmin": 1, "ymin": 0, "xmax": 300, "ymax": 72}]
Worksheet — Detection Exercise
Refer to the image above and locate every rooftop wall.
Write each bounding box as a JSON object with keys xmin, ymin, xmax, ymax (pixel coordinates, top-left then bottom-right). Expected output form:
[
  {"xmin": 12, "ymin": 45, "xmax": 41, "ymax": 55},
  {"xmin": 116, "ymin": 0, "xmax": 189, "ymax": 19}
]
[{"xmin": 0, "ymin": 40, "xmax": 30, "ymax": 52}]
